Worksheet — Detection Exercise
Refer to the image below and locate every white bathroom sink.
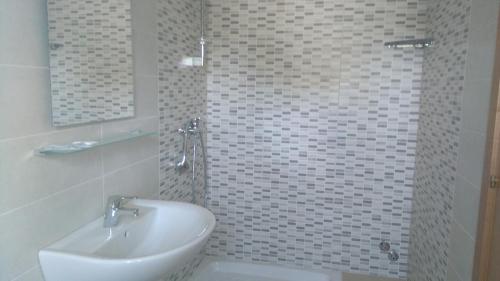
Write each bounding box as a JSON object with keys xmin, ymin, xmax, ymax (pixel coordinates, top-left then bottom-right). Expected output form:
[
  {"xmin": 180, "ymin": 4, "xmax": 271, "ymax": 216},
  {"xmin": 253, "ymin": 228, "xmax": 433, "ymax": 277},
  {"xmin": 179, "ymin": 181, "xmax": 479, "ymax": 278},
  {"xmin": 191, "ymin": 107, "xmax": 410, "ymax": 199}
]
[{"xmin": 39, "ymin": 199, "xmax": 216, "ymax": 281}]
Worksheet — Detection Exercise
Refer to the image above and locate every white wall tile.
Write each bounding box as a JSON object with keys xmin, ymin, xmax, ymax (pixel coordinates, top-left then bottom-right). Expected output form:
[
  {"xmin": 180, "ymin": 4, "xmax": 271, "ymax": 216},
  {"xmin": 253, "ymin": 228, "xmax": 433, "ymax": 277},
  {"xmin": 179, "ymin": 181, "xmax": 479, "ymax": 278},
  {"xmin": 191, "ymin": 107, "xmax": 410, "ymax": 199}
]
[
  {"xmin": 448, "ymin": 221, "xmax": 475, "ymax": 281},
  {"xmin": 103, "ymin": 157, "xmax": 160, "ymax": 203},
  {"xmin": 0, "ymin": 178, "xmax": 102, "ymax": 281},
  {"xmin": 101, "ymin": 117, "xmax": 159, "ymax": 174},
  {"xmin": 0, "ymin": 0, "xmax": 49, "ymax": 67},
  {"xmin": 469, "ymin": 0, "xmax": 500, "ymax": 32},
  {"xmin": 0, "ymin": 126, "xmax": 102, "ymax": 215},
  {"xmin": 453, "ymin": 175, "xmax": 481, "ymax": 238},
  {"xmin": 133, "ymin": 30, "xmax": 158, "ymax": 77},
  {"xmin": 461, "ymin": 78, "xmax": 493, "ymax": 135},
  {"xmin": 0, "ymin": 66, "xmax": 52, "ymax": 140},
  {"xmin": 11, "ymin": 267, "xmax": 43, "ymax": 281},
  {"xmin": 446, "ymin": 263, "xmax": 463, "ymax": 281},
  {"xmin": 466, "ymin": 21, "xmax": 498, "ymax": 82},
  {"xmin": 131, "ymin": 0, "xmax": 157, "ymax": 34},
  {"xmin": 457, "ymin": 130, "xmax": 487, "ymax": 187},
  {"xmin": 135, "ymin": 74, "xmax": 159, "ymax": 118},
  {"xmin": 0, "ymin": 2, "xmax": 161, "ymax": 280}
]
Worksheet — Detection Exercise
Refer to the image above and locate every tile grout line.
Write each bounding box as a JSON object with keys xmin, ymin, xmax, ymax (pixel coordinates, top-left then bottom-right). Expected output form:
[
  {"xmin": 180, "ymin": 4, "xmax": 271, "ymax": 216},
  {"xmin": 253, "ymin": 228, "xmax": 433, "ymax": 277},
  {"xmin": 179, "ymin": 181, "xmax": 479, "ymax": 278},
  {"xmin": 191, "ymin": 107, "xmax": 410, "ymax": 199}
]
[
  {"xmin": 0, "ymin": 175, "xmax": 104, "ymax": 218},
  {"xmin": 101, "ymin": 154, "xmax": 160, "ymax": 178},
  {"xmin": 451, "ymin": 216, "xmax": 476, "ymax": 243},
  {"xmin": 0, "ymin": 63, "xmax": 49, "ymax": 70},
  {"xmin": 0, "ymin": 115, "xmax": 159, "ymax": 143},
  {"xmin": 0, "ymin": 154, "xmax": 158, "ymax": 219},
  {"xmin": 10, "ymin": 265, "xmax": 40, "ymax": 281}
]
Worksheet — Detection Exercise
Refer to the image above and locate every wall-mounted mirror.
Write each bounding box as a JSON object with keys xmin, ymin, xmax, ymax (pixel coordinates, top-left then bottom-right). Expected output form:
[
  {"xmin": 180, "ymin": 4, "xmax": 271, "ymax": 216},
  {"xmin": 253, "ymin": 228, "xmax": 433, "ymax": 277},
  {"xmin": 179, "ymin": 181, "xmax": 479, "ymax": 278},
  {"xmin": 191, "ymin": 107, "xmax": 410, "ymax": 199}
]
[{"xmin": 47, "ymin": 0, "xmax": 135, "ymax": 127}]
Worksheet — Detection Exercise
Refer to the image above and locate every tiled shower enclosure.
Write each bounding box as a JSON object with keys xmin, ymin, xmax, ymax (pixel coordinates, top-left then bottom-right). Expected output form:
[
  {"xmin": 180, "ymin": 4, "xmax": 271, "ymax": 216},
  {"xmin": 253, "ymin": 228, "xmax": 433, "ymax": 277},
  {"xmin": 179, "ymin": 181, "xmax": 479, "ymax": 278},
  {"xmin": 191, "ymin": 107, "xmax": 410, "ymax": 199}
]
[{"xmin": 203, "ymin": 0, "xmax": 426, "ymax": 279}]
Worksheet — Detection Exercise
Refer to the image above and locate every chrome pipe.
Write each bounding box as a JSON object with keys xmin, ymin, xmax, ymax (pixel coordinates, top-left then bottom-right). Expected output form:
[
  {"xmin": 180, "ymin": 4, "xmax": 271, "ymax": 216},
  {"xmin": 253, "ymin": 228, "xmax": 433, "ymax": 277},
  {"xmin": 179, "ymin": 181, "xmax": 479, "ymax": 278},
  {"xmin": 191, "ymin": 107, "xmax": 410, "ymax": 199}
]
[
  {"xmin": 197, "ymin": 129, "xmax": 209, "ymax": 208},
  {"xmin": 191, "ymin": 132, "xmax": 198, "ymax": 204}
]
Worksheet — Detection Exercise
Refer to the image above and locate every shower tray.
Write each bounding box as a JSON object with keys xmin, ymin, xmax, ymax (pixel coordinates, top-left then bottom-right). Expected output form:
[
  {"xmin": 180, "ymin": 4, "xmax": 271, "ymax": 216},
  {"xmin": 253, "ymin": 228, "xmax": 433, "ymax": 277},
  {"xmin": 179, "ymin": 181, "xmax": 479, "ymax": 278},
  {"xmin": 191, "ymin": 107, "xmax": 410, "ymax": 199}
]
[{"xmin": 189, "ymin": 258, "xmax": 341, "ymax": 281}]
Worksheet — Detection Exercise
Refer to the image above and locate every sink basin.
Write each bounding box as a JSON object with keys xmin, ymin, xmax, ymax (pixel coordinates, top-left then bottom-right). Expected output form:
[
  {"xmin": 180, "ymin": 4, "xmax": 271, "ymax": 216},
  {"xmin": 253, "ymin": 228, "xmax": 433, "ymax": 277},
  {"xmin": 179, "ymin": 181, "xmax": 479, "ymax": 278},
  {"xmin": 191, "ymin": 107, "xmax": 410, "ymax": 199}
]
[{"xmin": 39, "ymin": 200, "xmax": 216, "ymax": 281}]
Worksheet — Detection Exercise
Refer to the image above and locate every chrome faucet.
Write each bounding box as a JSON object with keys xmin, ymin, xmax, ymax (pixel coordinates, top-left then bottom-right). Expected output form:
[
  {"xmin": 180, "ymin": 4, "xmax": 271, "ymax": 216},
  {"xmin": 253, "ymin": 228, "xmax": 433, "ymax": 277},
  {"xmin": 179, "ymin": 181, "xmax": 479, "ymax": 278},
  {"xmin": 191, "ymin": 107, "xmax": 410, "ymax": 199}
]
[
  {"xmin": 175, "ymin": 118, "xmax": 202, "ymax": 173},
  {"xmin": 103, "ymin": 195, "xmax": 139, "ymax": 228}
]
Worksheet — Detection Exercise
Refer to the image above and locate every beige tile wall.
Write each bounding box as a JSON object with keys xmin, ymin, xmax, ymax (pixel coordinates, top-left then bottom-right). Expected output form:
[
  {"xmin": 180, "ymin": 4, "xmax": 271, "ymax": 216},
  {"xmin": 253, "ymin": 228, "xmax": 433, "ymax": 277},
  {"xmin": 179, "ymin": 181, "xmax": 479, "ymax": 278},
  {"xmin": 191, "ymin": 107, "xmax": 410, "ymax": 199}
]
[
  {"xmin": 0, "ymin": 0, "xmax": 160, "ymax": 280},
  {"xmin": 449, "ymin": 0, "xmax": 500, "ymax": 280}
]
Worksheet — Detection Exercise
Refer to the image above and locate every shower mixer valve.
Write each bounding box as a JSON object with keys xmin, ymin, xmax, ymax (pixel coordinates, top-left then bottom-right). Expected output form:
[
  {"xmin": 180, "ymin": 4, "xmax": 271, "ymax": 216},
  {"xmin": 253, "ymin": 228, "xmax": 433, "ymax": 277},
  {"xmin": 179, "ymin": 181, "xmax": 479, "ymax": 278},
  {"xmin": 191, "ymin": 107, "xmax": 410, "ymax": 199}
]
[
  {"xmin": 379, "ymin": 240, "xmax": 391, "ymax": 252},
  {"xmin": 174, "ymin": 118, "xmax": 209, "ymax": 206},
  {"xmin": 379, "ymin": 240, "xmax": 399, "ymax": 262},
  {"xmin": 175, "ymin": 117, "xmax": 203, "ymax": 173},
  {"xmin": 387, "ymin": 250, "xmax": 399, "ymax": 262}
]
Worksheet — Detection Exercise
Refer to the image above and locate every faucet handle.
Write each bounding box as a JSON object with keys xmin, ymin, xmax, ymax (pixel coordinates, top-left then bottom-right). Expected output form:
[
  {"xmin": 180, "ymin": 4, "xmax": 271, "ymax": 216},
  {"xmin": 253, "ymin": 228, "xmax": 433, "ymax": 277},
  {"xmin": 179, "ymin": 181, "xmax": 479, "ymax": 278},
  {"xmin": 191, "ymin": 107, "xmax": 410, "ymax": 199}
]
[
  {"xmin": 120, "ymin": 196, "xmax": 138, "ymax": 201},
  {"xmin": 106, "ymin": 195, "xmax": 138, "ymax": 208},
  {"xmin": 191, "ymin": 117, "xmax": 201, "ymax": 128},
  {"xmin": 117, "ymin": 196, "xmax": 138, "ymax": 207},
  {"xmin": 118, "ymin": 207, "xmax": 139, "ymax": 217}
]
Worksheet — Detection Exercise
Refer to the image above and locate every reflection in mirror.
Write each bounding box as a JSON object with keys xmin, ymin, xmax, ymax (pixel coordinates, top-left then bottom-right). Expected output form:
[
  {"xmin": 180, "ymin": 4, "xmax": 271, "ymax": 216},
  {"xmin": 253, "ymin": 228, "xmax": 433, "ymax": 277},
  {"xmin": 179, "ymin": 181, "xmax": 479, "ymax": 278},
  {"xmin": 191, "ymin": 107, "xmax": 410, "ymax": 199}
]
[{"xmin": 47, "ymin": 0, "xmax": 135, "ymax": 127}]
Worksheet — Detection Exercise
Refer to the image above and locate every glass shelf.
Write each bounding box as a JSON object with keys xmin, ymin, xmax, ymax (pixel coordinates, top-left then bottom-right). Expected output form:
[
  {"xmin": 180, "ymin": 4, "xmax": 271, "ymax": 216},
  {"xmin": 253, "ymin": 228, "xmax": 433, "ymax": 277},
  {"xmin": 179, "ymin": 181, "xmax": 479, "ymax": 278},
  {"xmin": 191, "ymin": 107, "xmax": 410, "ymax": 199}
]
[{"xmin": 35, "ymin": 130, "xmax": 157, "ymax": 156}]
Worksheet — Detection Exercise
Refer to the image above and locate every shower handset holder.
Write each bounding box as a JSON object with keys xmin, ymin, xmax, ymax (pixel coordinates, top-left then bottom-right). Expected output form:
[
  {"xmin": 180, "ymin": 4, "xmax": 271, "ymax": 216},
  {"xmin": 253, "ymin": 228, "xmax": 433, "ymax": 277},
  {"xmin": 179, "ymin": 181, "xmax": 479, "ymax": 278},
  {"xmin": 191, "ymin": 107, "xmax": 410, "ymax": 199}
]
[{"xmin": 175, "ymin": 127, "xmax": 190, "ymax": 173}]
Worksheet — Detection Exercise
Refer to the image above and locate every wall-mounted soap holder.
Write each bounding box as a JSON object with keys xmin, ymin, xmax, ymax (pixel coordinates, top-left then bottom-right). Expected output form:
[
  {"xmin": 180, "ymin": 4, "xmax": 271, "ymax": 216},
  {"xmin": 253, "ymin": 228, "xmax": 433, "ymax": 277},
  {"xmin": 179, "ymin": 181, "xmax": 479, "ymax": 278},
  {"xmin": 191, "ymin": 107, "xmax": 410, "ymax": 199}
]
[{"xmin": 35, "ymin": 130, "xmax": 157, "ymax": 156}]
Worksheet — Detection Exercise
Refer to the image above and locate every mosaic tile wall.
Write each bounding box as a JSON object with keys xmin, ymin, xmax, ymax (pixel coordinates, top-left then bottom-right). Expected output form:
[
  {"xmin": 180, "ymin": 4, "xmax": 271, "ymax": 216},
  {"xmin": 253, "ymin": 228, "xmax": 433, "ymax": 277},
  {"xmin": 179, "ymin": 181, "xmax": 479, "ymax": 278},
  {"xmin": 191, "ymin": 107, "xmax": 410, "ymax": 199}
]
[
  {"xmin": 408, "ymin": 0, "xmax": 472, "ymax": 280},
  {"xmin": 157, "ymin": 0, "xmax": 207, "ymax": 280},
  {"xmin": 205, "ymin": 0, "xmax": 427, "ymax": 278},
  {"xmin": 47, "ymin": 0, "xmax": 135, "ymax": 127},
  {"xmin": 157, "ymin": 0, "xmax": 206, "ymax": 204}
]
